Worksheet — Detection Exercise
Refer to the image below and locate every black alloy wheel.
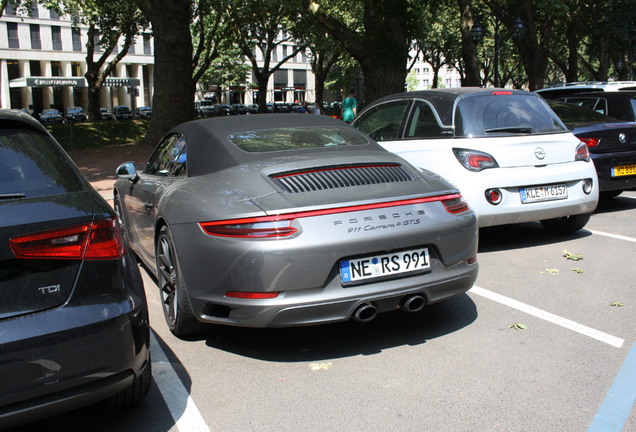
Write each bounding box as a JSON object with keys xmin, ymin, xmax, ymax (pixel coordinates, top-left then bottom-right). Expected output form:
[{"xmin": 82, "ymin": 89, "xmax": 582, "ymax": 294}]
[{"xmin": 155, "ymin": 225, "xmax": 202, "ymax": 338}]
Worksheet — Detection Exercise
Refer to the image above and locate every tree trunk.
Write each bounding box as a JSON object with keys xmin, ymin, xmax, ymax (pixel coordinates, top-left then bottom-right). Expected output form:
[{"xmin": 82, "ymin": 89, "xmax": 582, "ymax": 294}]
[
  {"xmin": 138, "ymin": 0, "xmax": 194, "ymax": 146},
  {"xmin": 457, "ymin": 0, "xmax": 482, "ymax": 86}
]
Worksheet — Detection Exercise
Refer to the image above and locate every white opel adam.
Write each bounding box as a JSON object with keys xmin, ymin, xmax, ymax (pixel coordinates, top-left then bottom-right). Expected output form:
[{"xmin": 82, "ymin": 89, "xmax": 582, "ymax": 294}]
[{"xmin": 352, "ymin": 88, "xmax": 599, "ymax": 233}]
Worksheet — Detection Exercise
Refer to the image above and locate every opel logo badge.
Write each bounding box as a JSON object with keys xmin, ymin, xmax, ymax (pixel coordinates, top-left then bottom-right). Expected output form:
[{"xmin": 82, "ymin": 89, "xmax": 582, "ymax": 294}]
[
  {"xmin": 619, "ymin": 133, "xmax": 627, "ymax": 144},
  {"xmin": 534, "ymin": 147, "xmax": 546, "ymax": 160}
]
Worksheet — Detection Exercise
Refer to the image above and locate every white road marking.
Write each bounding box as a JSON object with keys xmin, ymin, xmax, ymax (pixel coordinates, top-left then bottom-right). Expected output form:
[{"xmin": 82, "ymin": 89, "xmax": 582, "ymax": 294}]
[
  {"xmin": 470, "ymin": 286, "xmax": 624, "ymax": 348},
  {"xmin": 587, "ymin": 229, "xmax": 636, "ymax": 243},
  {"xmin": 150, "ymin": 331, "xmax": 210, "ymax": 432}
]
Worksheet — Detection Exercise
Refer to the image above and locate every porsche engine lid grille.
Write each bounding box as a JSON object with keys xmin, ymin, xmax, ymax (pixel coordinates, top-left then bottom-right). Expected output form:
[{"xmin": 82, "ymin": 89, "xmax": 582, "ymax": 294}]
[{"xmin": 270, "ymin": 164, "xmax": 414, "ymax": 193}]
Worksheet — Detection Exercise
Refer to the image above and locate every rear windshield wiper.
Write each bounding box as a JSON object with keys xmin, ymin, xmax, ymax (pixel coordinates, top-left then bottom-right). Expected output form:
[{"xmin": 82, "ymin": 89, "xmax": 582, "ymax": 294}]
[
  {"xmin": 484, "ymin": 126, "xmax": 533, "ymax": 134},
  {"xmin": 0, "ymin": 193, "xmax": 26, "ymax": 200}
]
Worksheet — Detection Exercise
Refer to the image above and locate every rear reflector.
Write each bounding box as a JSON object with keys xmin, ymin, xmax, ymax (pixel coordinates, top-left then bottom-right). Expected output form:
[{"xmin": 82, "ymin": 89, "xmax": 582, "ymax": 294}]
[
  {"xmin": 200, "ymin": 194, "xmax": 468, "ymax": 238},
  {"xmin": 225, "ymin": 291, "xmax": 280, "ymax": 299},
  {"xmin": 10, "ymin": 217, "xmax": 125, "ymax": 260}
]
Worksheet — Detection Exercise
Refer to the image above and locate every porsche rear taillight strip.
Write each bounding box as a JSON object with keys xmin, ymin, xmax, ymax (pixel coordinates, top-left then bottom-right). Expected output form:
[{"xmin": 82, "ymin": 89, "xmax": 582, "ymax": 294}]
[
  {"xmin": 10, "ymin": 217, "xmax": 126, "ymax": 260},
  {"xmin": 199, "ymin": 194, "xmax": 469, "ymax": 238}
]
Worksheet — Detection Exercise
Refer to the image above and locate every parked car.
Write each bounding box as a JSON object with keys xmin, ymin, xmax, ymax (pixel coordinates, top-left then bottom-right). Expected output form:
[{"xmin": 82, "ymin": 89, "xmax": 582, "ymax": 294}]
[
  {"xmin": 352, "ymin": 88, "xmax": 599, "ymax": 233},
  {"xmin": 0, "ymin": 109, "xmax": 150, "ymax": 428},
  {"xmin": 218, "ymin": 104, "xmax": 232, "ymax": 116},
  {"xmin": 113, "ymin": 105, "xmax": 133, "ymax": 120},
  {"xmin": 114, "ymin": 114, "xmax": 479, "ymax": 337},
  {"xmin": 38, "ymin": 108, "xmax": 64, "ymax": 125},
  {"xmin": 232, "ymin": 104, "xmax": 250, "ymax": 115},
  {"xmin": 63, "ymin": 106, "xmax": 87, "ymax": 123},
  {"xmin": 274, "ymin": 103, "xmax": 292, "ymax": 113},
  {"xmin": 548, "ymin": 100, "xmax": 636, "ymax": 199},
  {"xmin": 248, "ymin": 104, "xmax": 259, "ymax": 114},
  {"xmin": 536, "ymin": 81, "xmax": 636, "ymax": 99},
  {"xmin": 134, "ymin": 106, "xmax": 152, "ymax": 120},
  {"xmin": 100, "ymin": 107, "xmax": 114, "ymax": 120},
  {"xmin": 194, "ymin": 100, "xmax": 218, "ymax": 117},
  {"xmin": 551, "ymin": 91, "xmax": 636, "ymax": 123}
]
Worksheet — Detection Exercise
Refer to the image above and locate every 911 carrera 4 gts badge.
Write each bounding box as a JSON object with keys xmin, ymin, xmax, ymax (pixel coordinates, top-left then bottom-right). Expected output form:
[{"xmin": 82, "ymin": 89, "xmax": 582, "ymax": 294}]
[{"xmin": 38, "ymin": 285, "xmax": 61, "ymax": 295}]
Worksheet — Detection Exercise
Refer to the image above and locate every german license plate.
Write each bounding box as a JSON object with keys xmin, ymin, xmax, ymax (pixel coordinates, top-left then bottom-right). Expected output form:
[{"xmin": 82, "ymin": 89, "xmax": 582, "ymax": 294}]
[
  {"xmin": 611, "ymin": 164, "xmax": 636, "ymax": 177},
  {"xmin": 520, "ymin": 183, "xmax": 567, "ymax": 203},
  {"xmin": 340, "ymin": 247, "xmax": 430, "ymax": 284}
]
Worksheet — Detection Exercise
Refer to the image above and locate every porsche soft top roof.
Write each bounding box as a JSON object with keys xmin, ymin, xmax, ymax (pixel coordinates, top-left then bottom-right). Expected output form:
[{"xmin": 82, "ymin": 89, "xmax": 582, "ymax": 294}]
[{"xmin": 169, "ymin": 114, "xmax": 381, "ymax": 177}]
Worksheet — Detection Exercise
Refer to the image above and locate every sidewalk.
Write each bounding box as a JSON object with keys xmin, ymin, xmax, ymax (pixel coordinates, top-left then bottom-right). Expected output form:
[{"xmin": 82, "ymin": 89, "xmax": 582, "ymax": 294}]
[{"xmin": 68, "ymin": 142, "xmax": 154, "ymax": 205}]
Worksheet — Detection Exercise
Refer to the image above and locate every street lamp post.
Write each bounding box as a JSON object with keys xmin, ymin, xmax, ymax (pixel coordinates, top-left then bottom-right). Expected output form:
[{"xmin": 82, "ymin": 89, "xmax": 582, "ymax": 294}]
[{"xmin": 470, "ymin": 11, "xmax": 525, "ymax": 88}]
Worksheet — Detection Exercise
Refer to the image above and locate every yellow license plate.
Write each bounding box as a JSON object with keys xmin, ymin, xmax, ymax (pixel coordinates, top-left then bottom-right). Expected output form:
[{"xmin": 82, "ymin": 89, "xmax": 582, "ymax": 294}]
[{"xmin": 611, "ymin": 164, "xmax": 636, "ymax": 177}]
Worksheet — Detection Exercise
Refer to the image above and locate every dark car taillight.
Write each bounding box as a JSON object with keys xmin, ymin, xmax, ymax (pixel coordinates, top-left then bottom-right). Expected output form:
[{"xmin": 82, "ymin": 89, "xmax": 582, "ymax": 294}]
[
  {"xmin": 580, "ymin": 137, "xmax": 600, "ymax": 148},
  {"xmin": 10, "ymin": 217, "xmax": 125, "ymax": 260}
]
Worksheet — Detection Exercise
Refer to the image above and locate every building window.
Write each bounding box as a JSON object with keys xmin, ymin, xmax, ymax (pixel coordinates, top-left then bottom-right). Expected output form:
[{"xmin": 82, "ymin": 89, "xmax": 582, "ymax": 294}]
[
  {"xmin": 4, "ymin": 4, "xmax": 17, "ymax": 15},
  {"xmin": 71, "ymin": 62, "xmax": 82, "ymax": 77},
  {"xmin": 273, "ymin": 69, "xmax": 287, "ymax": 87},
  {"xmin": 30, "ymin": 60, "xmax": 42, "ymax": 76},
  {"xmin": 29, "ymin": 4, "xmax": 39, "ymax": 18},
  {"xmin": 30, "ymin": 24, "xmax": 42, "ymax": 50},
  {"xmin": 72, "ymin": 27, "xmax": 82, "ymax": 51},
  {"xmin": 143, "ymin": 34, "xmax": 152, "ymax": 54},
  {"xmin": 49, "ymin": 8, "xmax": 60, "ymax": 20},
  {"xmin": 128, "ymin": 40, "xmax": 135, "ymax": 54},
  {"xmin": 7, "ymin": 22, "xmax": 20, "ymax": 49},
  {"xmin": 51, "ymin": 61, "xmax": 62, "ymax": 77},
  {"xmin": 7, "ymin": 61, "xmax": 20, "ymax": 80},
  {"xmin": 293, "ymin": 70, "xmax": 306, "ymax": 87},
  {"xmin": 51, "ymin": 26, "xmax": 62, "ymax": 50},
  {"xmin": 93, "ymin": 32, "xmax": 101, "ymax": 52}
]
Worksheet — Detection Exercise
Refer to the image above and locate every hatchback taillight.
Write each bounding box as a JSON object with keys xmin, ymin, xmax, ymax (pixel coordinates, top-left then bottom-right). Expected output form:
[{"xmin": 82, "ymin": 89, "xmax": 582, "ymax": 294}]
[
  {"xmin": 453, "ymin": 148, "xmax": 499, "ymax": 172},
  {"xmin": 10, "ymin": 217, "xmax": 125, "ymax": 260},
  {"xmin": 575, "ymin": 142, "xmax": 591, "ymax": 162}
]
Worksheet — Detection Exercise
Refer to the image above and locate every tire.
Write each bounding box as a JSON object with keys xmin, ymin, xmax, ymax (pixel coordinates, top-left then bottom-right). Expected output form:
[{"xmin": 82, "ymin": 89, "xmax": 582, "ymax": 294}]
[
  {"xmin": 156, "ymin": 225, "xmax": 203, "ymax": 338},
  {"xmin": 113, "ymin": 194, "xmax": 128, "ymax": 240},
  {"xmin": 540, "ymin": 212, "xmax": 592, "ymax": 234},
  {"xmin": 105, "ymin": 359, "xmax": 152, "ymax": 408}
]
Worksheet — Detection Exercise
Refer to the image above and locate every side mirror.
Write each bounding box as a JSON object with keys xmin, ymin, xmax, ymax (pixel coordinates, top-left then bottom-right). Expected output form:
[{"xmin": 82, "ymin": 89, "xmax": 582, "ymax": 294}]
[{"xmin": 116, "ymin": 161, "xmax": 139, "ymax": 182}]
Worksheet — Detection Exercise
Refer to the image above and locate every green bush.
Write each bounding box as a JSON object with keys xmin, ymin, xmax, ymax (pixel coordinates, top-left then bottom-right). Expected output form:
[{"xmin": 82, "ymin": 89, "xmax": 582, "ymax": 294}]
[{"xmin": 47, "ymin": 120, "xmax": 149, "ymax": 150}]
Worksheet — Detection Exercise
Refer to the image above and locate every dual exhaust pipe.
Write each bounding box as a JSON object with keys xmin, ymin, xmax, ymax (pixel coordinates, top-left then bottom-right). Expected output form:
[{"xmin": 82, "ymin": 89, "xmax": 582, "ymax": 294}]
[{"xmin": 352, "ymin": 294, "xmax": 426, "ymax": 323}]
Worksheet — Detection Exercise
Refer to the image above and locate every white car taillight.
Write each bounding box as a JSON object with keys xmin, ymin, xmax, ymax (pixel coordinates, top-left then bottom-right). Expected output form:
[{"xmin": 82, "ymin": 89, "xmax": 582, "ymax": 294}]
[
  {"xmin": 453, "ymin": 148, "xmax": 499, "ymax": 172},
  {"xmin": 575, "ymin": 142, "xmax": 591, "ymax": 162}
]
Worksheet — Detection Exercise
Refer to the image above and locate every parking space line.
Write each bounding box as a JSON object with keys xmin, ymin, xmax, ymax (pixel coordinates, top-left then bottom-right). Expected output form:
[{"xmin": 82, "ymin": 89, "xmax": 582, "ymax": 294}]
[
  {"xmin": 587, "ymin": 229, "xmax": 636, "ymax": 243},
  {"xmin": 588, "ymin": 342, "xmax": 636, "ymax": 432},
  {"xmin": 150, "ymin": 331, "xmax": 210, "ymax": 432},
  {"xmin": 470, "ymin": 286, "xmax": 624, "ymax": 348}
]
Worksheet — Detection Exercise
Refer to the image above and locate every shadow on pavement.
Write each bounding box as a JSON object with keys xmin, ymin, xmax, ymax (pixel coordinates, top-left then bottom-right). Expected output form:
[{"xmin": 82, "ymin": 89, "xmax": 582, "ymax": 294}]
[
  {"xmin": 478, "ymin": 221, "xmax": 592, "ymax": 253},
  {"xmin": 201, "ymin": 293, "xmax": 477, "ymax": 362}
]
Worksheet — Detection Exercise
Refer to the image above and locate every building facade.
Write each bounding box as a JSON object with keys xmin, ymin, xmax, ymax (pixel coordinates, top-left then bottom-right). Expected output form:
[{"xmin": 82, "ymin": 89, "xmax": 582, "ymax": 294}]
[{"xmin": 0, "ymin": 3, "xmax": 154, "ymax": 115}]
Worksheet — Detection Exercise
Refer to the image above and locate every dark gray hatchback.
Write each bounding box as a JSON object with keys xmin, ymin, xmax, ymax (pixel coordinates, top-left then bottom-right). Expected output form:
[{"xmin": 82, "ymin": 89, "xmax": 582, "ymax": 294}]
[{"xmin": 0, "ymin": 110, "xmax": 150, "ymax": 428}]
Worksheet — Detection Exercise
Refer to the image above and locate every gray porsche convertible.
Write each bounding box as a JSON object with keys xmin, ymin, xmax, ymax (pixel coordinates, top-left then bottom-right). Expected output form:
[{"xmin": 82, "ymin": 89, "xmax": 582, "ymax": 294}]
[{"xmin": 114, "ymin": 114, "xmax": 479, "ymax": 337}]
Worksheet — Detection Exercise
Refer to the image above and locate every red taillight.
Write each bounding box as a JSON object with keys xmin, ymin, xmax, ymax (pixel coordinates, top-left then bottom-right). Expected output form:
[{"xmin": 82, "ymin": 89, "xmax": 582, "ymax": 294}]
[
  {"xmin": 453, "ymin": 148, "xmax": 499, "ymax": 172},
  {"xmin": 442, "ymin": 197, "xmax": 470, "ymax": 214},
  {"xmin": 225, "ymin": 291, "xmax": 280, "ymax": 299},
  {"xmin": 200, "ymin": 219, "xmax": 297, "ymax": 238},
  {"xmin": 200, "ymin": 195, "xmax": 468, "ymax": 238},
  {"xmin": 580, "ymin": 137, "xmax": 600, "ymax": 148},
  {"xmin": 492, "ymin": 91, "xmax": 513, "ymax": 95},
  {"xmin": 10, "ymin": 217, "xmax": 125, "ymax": 260}
]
